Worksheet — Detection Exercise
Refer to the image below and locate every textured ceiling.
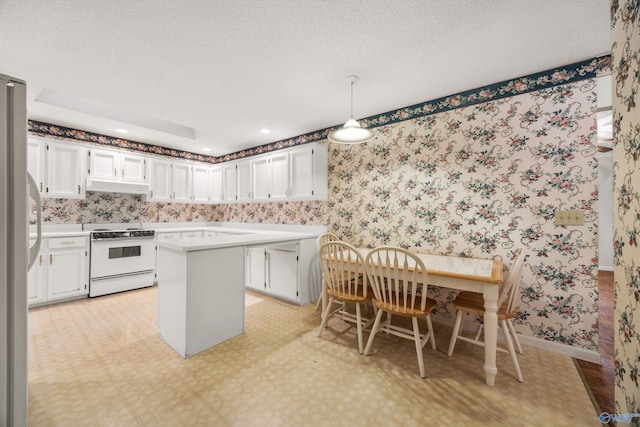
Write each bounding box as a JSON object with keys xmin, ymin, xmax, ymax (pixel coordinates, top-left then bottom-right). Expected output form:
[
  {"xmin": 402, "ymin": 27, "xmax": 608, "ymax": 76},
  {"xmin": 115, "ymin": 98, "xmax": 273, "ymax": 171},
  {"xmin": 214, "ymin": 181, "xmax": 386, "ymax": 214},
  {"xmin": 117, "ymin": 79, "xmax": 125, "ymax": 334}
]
[{"xmin": 0, "ymin": 0, "xmax": 610, "ymax": 156}]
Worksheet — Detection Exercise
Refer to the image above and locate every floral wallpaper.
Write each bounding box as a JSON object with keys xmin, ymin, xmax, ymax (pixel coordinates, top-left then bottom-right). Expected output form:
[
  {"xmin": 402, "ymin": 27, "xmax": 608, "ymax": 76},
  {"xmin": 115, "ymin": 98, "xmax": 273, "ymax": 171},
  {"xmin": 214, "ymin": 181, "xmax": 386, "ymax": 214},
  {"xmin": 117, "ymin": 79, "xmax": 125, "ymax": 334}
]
[
  {"xmin": 319, "ymin": 81, "xmax": 599, "ymax": 351},
  {"xmin": 34, "ymin": 57, "xmax": 608, "ymax": 358},
  {"xmin": 612, "ymin": 0, "xmax": 640, "ymax": 420},
  {"xmin": 38, "ymin": 192, "xmax": 214, "ymax": 224}
]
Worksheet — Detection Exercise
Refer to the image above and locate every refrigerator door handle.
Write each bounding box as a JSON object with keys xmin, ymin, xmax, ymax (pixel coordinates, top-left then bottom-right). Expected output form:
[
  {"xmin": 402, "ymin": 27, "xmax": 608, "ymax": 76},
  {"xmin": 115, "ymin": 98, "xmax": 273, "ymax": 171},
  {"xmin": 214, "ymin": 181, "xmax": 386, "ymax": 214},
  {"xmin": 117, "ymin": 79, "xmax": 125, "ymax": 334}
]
[{"xmin": 27, "ymin": 172, "xmax": 42, "ymax": 270}]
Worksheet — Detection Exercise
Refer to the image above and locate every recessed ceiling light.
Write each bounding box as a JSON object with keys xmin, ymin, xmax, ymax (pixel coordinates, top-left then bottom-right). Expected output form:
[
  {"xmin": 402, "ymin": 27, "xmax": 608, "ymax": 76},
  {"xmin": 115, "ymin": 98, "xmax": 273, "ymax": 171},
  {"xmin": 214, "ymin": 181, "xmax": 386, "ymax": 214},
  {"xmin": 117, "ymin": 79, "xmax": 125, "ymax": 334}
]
[
  {"xmin": 260, "ymin": 128, "xmax": 271, "ymax": 134},
  {"xmin": 203, "ymin": 148, "xmax": 212, "ymax": 152},
  {"xmin": 115, "ymin": 128, "xmax": 128, "ymax": 134}
]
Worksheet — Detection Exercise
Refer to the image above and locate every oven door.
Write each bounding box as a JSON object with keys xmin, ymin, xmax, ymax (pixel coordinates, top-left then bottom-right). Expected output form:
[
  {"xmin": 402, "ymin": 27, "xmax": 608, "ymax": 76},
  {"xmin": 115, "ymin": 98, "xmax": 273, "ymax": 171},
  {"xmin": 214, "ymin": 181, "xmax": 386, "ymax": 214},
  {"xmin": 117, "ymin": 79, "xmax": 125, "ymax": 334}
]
[{"xmin": 91, "ymin": 238, "xmax": 155, "ymax": 279}]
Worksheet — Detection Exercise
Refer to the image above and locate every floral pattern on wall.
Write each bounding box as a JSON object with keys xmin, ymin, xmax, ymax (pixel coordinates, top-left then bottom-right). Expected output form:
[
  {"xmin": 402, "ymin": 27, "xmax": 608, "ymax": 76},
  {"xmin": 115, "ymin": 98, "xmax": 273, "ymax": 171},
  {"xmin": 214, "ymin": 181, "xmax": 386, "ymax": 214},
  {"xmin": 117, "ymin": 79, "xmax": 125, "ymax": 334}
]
[
  {"xmin": 37, "ymin": 192, "xmax": 214, "ymax": 224},
  {"xmin": 320, "ymin": 81, "xmax": 599, "ymax": 351},
  {"xmin": 612, "ymin": 0, "xmax": 640, "ymax": 419}
]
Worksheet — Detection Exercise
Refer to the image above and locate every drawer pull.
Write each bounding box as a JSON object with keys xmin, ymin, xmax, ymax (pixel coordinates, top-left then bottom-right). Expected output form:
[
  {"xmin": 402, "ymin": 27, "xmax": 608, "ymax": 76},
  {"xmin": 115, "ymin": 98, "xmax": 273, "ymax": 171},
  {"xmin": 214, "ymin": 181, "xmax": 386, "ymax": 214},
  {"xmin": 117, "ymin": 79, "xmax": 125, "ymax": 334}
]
[
  {"xmin": 60, "ymin": 241, "xmax": 76, "ymax": 245},
  {"xmin": 39, "ymin": 255, "xmax": 42, "ymax": 266},
  {"xmin": 49, "ymin": 254, "xmax": 52, "ymax": 264}
]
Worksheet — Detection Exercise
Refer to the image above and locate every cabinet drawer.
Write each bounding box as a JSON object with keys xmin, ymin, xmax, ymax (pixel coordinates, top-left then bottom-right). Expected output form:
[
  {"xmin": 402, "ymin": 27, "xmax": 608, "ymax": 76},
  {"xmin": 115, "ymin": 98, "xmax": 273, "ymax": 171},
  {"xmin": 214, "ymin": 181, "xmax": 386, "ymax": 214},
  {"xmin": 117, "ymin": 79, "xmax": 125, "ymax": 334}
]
[
  {"xmin": 48, "ymin": 236, "xmax": 86, "ymax": 249},
  {"xmin": 157, "ymin": 232, "xmax": 181, "ymax": 241},
  {"xmin": 181, "ymin": 231, "xmax": 203, "ymax": 238}
]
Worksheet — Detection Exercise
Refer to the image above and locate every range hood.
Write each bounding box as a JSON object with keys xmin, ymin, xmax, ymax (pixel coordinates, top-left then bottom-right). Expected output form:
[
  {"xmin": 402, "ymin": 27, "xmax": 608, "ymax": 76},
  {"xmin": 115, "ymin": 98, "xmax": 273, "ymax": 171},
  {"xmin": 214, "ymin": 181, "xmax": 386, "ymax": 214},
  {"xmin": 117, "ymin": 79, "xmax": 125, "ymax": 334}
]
[{"xmin": 85, "ymin": 177, "xmax": 150, "ymax": 195}]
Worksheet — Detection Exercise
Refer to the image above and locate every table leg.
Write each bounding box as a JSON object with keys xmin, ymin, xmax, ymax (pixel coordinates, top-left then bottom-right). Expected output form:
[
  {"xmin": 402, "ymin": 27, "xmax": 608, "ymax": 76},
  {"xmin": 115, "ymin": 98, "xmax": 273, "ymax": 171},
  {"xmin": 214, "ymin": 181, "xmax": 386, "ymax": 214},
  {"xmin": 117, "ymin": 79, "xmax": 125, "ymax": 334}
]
[{"xmin": 482, "ymin": 283, "xmax": 499, "ymax": 386}]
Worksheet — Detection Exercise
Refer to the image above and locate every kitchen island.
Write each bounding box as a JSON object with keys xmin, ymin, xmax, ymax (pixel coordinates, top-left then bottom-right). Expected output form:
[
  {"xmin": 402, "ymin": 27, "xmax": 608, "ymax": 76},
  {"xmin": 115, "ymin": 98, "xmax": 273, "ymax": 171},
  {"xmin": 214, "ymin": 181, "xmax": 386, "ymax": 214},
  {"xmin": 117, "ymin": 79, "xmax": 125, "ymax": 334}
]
[{"xmin": 156, "ymin": 230, "xmax": 321, "ymax": 357}]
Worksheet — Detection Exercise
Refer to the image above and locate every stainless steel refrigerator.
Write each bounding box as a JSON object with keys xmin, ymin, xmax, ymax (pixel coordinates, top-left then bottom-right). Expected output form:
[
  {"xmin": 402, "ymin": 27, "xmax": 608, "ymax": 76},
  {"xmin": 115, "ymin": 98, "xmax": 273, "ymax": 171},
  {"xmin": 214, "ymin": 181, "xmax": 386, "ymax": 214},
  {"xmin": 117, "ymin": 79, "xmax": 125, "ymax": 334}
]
[{"xmin": 1, "ymin": 72, "xmax": 42, "ymax": 426}]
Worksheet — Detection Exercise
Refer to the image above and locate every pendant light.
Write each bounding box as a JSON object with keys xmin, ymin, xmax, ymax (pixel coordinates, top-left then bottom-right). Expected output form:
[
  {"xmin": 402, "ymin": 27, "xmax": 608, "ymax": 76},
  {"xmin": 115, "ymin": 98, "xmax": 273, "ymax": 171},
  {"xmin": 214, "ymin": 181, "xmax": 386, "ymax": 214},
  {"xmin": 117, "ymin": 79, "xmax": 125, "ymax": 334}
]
[{"xmin": 327, "ymin": 75, "xmax": 376, "ymax": 144}]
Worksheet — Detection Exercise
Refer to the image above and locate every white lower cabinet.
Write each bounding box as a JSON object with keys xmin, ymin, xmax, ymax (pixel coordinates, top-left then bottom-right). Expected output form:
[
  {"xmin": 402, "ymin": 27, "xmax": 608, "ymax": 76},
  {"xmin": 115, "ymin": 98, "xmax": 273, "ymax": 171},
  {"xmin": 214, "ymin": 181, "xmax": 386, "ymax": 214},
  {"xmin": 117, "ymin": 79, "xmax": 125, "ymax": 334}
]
[
  {"xmin": 245, "ymin": 242, "xmax": 300, "ymax": 303},
  {"xmin": 28, "ymin": 235, "xmax": 89, "ymax": 307}
]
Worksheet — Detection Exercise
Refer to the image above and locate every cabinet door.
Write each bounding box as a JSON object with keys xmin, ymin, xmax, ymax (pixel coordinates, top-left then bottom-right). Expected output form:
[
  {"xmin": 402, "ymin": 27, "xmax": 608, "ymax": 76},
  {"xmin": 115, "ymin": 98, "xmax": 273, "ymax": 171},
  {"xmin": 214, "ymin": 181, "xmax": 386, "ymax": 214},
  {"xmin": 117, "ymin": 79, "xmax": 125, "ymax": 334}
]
[
  {"xmin": 210, "ymin": 165, "xmax": 224, "ymax": 203},
  {"xmin": 289, "ymin": 146, "xmax": 315, "ymax": 199},
  {"xmin": 27, "ymin": 242, "xmax": 45, "ymax": 305},
  {"xmin": 172, "ymin": 162, "xmax": 192, "ymax": 202},
  {"xmin": 192, "ymin": 165, "xmax": 211, "ymax": 203},
  {"xmin": 270, "ymin": 151, "xmax": 290, "ymax": 200},
  {"xmin": 266, "ymin": 247, "xmax": 298, "ymax": 301},
  {"xmin": 47, "ymin": 142, "xmax": 85, "ymax": 198},
  {"xmin": 149, "ymin": 159, "xmax": 172, "ymax": 201},
  {"xmin": 121, "ymin": 153, "xmax": 147, "ymax": 183},
  {"xmin": 251, "ymin": 156, "xmax": 271, "ymax": 202},
  {"xmin": 245, "ymin": 247, "xmax": 266, "ymax": 291},
  {"xmin": 236, "ymin": 159, "xmax": 252, "ymax": 202},
  {"xmin": 89, "ymin": 148, "xmax": 119, "ymax": 180},
  {"xmin": 27, "ymin": 139, "xmax": 46, "ymax": 196},
  {"xmin": 223, "ymin": 163, "xmax": 237, "ymax": 202},
  {"xmin": 47, "ymin": 248, "xmax": 87, "ymax": 299}
]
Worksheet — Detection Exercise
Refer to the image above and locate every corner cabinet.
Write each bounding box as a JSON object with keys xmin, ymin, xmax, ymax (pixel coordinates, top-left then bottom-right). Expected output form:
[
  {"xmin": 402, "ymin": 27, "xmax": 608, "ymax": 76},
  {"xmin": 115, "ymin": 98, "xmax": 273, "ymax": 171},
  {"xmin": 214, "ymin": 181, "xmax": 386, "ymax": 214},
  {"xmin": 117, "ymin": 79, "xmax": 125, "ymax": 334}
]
[
  {"xmin": 247, "ymin": 143, "xmax": 328, "ymax": 203},
  {"xmin": 28, "ymin": 235, "xmax": 90, "ymax": 307}
]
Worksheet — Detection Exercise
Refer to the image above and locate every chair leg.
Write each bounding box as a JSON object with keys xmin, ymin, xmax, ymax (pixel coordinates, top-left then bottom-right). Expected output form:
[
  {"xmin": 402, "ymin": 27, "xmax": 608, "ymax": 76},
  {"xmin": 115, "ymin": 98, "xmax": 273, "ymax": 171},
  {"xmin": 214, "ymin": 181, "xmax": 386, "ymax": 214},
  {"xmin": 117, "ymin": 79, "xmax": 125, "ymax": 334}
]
[
  {"xmin": 448, "ymin": 310, "xmax": 464, "ymax": 357},
  {"xmin": 501, "ymin": 319, "xmax": 523, "ymax": 382},
  {"xmin": 412, "ymin": 317, "xmax": 426, "ymax": 378},
  {"xmin": 364, "ymin": 309, "xmax": 384, "ymax": 356},
  {"xmin": 314, "ymin": 296, "xmax": 322, "ymax": 311},
  {"xmin": 426, "ymin": 315, "xmax": 436, "ymax": 350},
  {"xmin": 474, "ymin": 324, "xmax": 483, "ymax": 341},
  {"xmin": 355, "ymin": 303, "xmax": 364, "ymax": 354},
  {"xmin": 317, "ymin": 297, "xmax": 334, "ymax": 337},
  {"xmin": 506, "ymin": 319, "xmax": 523, "ymax": 354}
]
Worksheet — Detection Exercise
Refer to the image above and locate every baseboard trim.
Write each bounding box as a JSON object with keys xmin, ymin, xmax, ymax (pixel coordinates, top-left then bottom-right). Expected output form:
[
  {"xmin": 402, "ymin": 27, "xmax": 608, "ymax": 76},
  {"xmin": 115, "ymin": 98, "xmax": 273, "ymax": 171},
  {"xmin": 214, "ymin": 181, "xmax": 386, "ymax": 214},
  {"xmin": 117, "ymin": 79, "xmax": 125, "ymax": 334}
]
[
  {"xmin": 599, "ymin": 265, "xmax": 614, "ymax": 272},
  {"xmin": 432, "ymin": 316, "xmax": 602, "ymax": 364},
  {"xmin": 514, "ymin": 335, "xmax": 601, "ymax": 363}
]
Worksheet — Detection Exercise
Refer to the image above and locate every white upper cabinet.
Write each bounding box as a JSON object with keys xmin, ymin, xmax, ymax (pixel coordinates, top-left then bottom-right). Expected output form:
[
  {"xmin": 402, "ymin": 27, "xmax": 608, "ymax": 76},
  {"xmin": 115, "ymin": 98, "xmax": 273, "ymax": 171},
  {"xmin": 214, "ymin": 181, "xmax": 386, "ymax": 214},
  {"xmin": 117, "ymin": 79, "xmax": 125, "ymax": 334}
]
[
  {"xmin": 87, "ymin": 148, "xmax": 147, "ymax": 184},
  {"xmin": 46, "ymin": 141, "xmax": 86, "ymax": 199},
  {"xmin": 241, "ymin": 143, "xmax": 328, "ymax": 203},
  {"xmin": 149, "ymin": 159, "xmax": 172, "ymax": 201},
  {"xmin": 270, "ymin": 151, "xmax": 290, "ymax": 200},
  {"xmin": 210, "ymin": 165, "xmax": 224, "ymax": 203},
  {"xmin": 251, "ymin": 156, "xmax": 271, "ymax": 202},
  {"xmin": 289, "ymin": 145, "xmax": 319, "ymax": 200},
  {"xmin": 27, "ymin": 138, "xmax": 46, "ymax": 196},
  {"xmin": 192, "ymin": 165, "xmax": 211, "ymax": 203},
  {"xmin": 223, "ymin": 162, "xmax": 237, "ymax": 202},
  {"xmin": 171, "ymin": 162, "xmax": 192, "ymax": 202},
  {"xmin": 236, "ymin": 159, "xmax": 252, "ymax": 203}
]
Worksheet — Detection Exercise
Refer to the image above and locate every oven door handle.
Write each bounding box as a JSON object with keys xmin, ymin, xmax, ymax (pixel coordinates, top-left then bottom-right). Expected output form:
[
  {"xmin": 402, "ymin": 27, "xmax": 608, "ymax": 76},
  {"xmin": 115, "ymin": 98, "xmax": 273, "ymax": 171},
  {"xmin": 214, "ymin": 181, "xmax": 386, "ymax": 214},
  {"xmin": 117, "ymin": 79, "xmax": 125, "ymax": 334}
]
[{"xmin": 91, "ymin": 269, "xmax": 155, "ymax": 281}]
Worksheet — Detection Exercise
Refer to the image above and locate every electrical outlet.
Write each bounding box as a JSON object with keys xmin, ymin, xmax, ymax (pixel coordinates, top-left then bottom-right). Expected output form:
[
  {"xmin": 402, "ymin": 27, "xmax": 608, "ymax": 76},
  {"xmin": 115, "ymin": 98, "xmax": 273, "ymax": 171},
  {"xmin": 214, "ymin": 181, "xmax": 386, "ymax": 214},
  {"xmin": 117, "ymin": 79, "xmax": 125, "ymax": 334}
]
[{"xmin": 554, "ymin": 209, "xmax": 585, "ymax": 226}]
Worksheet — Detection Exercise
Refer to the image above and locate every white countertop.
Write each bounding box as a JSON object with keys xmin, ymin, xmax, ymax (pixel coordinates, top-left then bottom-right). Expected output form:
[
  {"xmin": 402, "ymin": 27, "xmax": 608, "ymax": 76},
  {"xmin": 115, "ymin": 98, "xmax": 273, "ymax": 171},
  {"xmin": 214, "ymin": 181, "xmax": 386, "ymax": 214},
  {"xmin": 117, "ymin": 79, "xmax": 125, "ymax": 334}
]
[{"xmin": 157, "ymin": 230, "xmax": 319, "ymax": 252}]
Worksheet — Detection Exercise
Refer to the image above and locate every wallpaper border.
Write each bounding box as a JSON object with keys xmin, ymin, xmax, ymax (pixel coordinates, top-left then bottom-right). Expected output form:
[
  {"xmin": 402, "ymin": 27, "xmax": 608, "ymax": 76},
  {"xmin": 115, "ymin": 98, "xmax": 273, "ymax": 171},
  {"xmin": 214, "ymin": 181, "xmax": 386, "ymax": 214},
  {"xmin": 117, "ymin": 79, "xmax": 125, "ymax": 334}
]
[{"xmin": 28, "ymin": 55, "xmax": 611, "ymax": 163}]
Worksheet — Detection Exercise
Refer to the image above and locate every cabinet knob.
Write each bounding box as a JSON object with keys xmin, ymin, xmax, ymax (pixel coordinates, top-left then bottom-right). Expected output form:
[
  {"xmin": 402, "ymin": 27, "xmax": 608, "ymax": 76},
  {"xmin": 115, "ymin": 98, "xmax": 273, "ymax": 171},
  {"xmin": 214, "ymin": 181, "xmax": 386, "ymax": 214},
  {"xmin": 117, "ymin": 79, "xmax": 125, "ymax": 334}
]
[
  {"xmin": 39, "ymin": 255, "xmax": 42, "ymax": 266},
  {"xmin": 49, "ymin": 254, "xmax": 52, "ymax": 265}
]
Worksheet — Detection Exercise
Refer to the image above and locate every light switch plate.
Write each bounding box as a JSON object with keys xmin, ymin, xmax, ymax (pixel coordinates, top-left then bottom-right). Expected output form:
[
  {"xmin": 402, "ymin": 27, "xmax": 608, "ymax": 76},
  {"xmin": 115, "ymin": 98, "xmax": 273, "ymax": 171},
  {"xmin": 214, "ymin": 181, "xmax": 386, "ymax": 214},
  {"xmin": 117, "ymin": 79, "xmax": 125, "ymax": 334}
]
[{"xmin": 554, "ymin": 209, "xmax": 585, "ymax": 226}]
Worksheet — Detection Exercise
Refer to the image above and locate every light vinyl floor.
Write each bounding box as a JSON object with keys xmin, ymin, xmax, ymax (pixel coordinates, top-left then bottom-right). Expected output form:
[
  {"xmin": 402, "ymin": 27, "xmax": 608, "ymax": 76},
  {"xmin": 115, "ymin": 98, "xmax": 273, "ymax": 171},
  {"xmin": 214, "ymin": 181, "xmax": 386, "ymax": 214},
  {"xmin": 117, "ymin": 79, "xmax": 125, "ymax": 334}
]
[{"xmin": 28, "ymin": 287, "xmax": 599, "ymax": 426}]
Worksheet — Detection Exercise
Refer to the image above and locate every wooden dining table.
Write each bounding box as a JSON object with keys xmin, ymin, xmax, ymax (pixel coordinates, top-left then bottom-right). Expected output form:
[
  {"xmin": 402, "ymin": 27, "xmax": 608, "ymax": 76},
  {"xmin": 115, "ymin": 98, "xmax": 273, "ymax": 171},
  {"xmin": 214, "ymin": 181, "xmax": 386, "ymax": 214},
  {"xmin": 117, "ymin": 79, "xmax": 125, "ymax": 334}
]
[{"xmin": 320, "ymin": 248, "xmax": 504, "ymax": 386}]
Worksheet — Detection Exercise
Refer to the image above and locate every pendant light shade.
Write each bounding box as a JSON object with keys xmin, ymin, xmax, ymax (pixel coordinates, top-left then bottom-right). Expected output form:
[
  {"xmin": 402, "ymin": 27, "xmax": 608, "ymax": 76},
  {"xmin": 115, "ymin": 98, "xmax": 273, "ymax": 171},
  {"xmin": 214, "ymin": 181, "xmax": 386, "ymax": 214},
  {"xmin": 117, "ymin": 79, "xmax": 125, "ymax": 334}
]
[{"xmin": 327, "ymin": 75, "xmax": 376, "ymax": 144}]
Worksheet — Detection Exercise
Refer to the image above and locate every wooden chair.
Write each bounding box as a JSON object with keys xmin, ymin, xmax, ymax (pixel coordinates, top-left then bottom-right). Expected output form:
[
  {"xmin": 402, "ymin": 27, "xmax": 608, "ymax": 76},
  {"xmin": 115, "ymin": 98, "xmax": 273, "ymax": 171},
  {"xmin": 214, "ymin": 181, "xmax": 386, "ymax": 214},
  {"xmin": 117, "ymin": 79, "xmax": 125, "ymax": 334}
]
[
  {"xmin": 363, "ymin": 246, "xmax": 437, "ymax": 378},
  {"xmin": 314, "ymin": 232, "xmax": 341, "ymax": 311},
  {"xmin": 447, "ymin": 248, "xmax": 526, "ymax": 382},
  {"xmin": 317, "ymin": 241, "xmax": 373, "ymax": 354}
]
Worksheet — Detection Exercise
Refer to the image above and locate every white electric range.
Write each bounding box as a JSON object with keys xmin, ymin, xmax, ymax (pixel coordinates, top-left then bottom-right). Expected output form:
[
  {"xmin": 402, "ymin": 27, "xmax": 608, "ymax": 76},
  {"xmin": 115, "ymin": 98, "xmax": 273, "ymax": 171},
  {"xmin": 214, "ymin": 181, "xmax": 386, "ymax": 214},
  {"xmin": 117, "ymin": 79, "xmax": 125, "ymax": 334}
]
[{"xmin": 84, "ymin": 223, "xmax": 156, "ymax": 297}]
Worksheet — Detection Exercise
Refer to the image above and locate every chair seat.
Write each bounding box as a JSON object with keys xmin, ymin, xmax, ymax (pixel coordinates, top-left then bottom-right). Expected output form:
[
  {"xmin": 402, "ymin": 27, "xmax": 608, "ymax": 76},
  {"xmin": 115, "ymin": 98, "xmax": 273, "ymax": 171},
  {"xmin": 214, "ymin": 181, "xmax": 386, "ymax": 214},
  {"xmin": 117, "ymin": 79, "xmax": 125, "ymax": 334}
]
[
  {"xmin": 373, "ymin": 296, "xmax": 437, "ymax": 317},
  {"xmin": 453, "ymin": 291, "xmax": 516, "ymax": 320},
  {"xmin": 327, "ymin": 285, "xmax": 372, "ymax": 303}
]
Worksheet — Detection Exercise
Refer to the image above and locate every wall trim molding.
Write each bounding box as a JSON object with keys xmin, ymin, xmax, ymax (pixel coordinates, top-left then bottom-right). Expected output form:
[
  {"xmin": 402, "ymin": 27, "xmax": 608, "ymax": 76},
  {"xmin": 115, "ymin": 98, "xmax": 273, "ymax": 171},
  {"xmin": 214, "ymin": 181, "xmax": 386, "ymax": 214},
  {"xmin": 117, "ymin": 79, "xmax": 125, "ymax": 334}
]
[{"xmin": 28, "ymin": 55, "xmax": 612, "ymax": 163}]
